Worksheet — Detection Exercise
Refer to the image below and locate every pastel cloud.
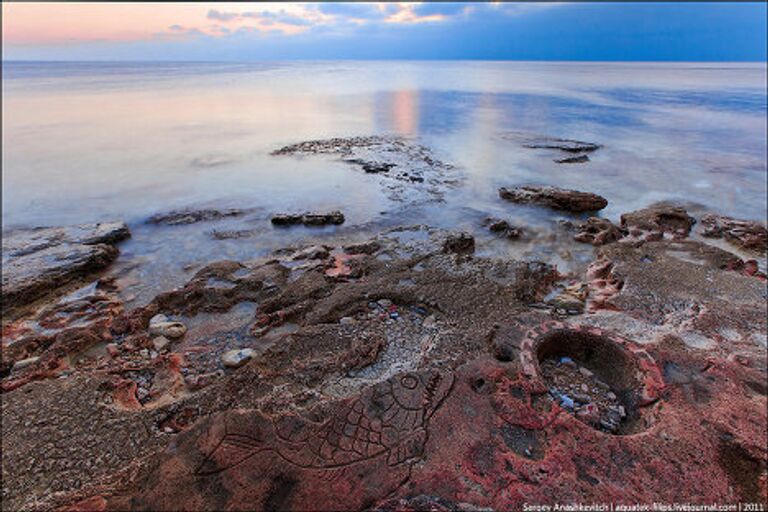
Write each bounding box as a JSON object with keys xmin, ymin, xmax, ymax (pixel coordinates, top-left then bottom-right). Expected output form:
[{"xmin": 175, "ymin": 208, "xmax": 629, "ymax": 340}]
[
  {"xmin": 2, "ymin": 2, "xmax": 764, "ymax": 62},
  {"xmin": 2, "ymin": 2, "xmax": 484, "ymax": 46}
]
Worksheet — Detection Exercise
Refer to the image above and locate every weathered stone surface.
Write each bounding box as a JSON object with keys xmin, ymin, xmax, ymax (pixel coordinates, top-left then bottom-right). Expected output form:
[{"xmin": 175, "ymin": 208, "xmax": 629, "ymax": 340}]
[
  {"xmin": 499, "ymin": 186, "xmax": 608, "ymax": 212},
  {"xmin": 147, "ymin": 209, "xmax": 244, "ymax": 226},
  {"xmin": 700, "ymin": 213, "xmax": 768, "ymax": 253},
  {"xmin": 620, "ymin": 202, "xmax": 695, "ymax": 240},
  {"xmin": 343, "ymin": 240, "xmax": 382, "ymax": 255},
  {"xmin": 443, "ymin": 232, "xmax": 475, "ymax": 254},
  {"xmin": 124, "ymin": 369, "xmax": 454, "ymax": 511},
  {"xmin": 587, "ymin": 239, "xmax": 766, "ymax": 335},
  {"xmin": 1, "ymin": 222, "xmax": 130, "ymax": 315},
  {"xmin": 2, "ymin": 227, "xmax": 766, "ymax": 511},
  {"xmin": 574, "ymin": 217, "xmax": 625, "ymax": 246}
]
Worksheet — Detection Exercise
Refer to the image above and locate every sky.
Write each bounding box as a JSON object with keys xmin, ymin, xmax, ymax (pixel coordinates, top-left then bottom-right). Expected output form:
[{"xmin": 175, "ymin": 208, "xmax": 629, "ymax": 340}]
[{"xmin": 2, "ymin": 2, "xmax": 767, "ymax": 61}]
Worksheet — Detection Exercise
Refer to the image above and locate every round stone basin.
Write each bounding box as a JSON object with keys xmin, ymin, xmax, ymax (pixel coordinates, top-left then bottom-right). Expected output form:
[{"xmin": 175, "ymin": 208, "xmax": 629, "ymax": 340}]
[{"xmin": 523, "ymin": 324, "xmax": 662, "ymax": 435}]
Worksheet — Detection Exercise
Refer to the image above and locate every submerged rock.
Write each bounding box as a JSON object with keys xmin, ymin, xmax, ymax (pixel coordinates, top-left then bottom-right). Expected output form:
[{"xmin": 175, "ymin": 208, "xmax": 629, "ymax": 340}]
[
  {"xmin": 271, "ymin": 211, "xmax": 345, "ymax": 227},
  {"xmin": 700, "ymin": 213, "xmax": 767, "ymax": 252},
  {"xmin": 1, "ymin": 222, "xmax": 130, "ymax": 316},
  {"xmin": 503, "ymin": 132, "xmax": 601, "ymax": 153},
  {"xmin": 555, "ymin": 154, "xmax": 591, "ymax": 164},
  {"xmin": 499, "ymin": 186, "xmax": 608, "ymax": 212},
  {"xmin": 147, "ymin": 208, "xmax": 244, "ymax": 226},
  {"xmin": 522, "ymin": 138, "xmax": 600, "ymax": 153}
]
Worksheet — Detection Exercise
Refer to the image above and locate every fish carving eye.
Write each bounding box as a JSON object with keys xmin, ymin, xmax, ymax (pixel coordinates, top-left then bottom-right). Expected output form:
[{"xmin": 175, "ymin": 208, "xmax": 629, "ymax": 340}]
[{"xmin": 400, "ymin": 375, "xmax": 419, "ymax": 389}]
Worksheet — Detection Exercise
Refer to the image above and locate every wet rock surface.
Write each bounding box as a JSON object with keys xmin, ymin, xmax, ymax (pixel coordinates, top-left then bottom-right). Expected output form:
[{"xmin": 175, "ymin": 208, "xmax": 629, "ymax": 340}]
[
  {"xmin": 484, "ymin": 218, "xmax": 522, "ymax": 239},
  {"xmin": 270, "ymin": 211, "xmax": 345, "ymax": 227},
  {"xmin": 271, "ymin": 136, "xmax": 459, "ymax": 204},
  {"xmin": 499, "ymin": 186, "xmax": 608, "ymax": 212},
  {"xmin": 555, "ymin": 154, "xmax": 591, "ymax": 164},
  {"xmin": 574, "ymin": 217, "xmax": 625, "ymax": 246},
  {"xmin": 2, "ymin": 209, "xmax": 767, "ymax": 509},
  {"xmin": 700, "ymin": 213, "xmax": 768, "ymax": 253},
  {"xmin": 1, "ymin": 222, "xmax": 130, "ymax": 317},
  {"xmin": 620, "ymin": 202, "xmax": 696, "ymax": 240}
]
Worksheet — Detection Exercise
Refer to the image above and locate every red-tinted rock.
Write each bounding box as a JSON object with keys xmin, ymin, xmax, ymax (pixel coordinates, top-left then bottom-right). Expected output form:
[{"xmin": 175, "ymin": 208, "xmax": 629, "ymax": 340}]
[
  {"xmin": 620, "ymin": 203, "xmax": 695, "ymax": 239},
  {"xmin": 499, "ymin": 186, "xmax": 608, "ymax": 212},
  {"xmin": 700, "ymin": 213, "xmax": 767, "ymax": 253},
  {"xmin": 122, "ymin": 370, "xmax": 454, "ymax": 511},
  {"xmin": 574, "ymin": 217, "xmax": 625, "ymax": 246}
]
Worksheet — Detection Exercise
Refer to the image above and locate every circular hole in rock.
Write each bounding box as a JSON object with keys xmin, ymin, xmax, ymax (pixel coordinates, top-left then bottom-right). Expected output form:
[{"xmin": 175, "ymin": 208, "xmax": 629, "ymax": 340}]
[{"xmin": 535, "ymin": 329, "xmax": 653, "ymax": 435}]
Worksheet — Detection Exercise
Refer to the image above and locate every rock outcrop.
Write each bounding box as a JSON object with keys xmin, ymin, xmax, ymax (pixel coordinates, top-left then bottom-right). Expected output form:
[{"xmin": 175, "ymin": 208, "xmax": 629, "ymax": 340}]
[
  {"xmin": 270, "ymin": 211, "xmax": 345, "ymax": 227},
  {"xmin": 1, "ymin": 222, "xmax": 130, "ymax": 316},
  {"xmin": 499, "ymin": 186, "xmax": 608, "ymax": 212},
  {"xmin": 620, "ymin": 203, "xmax": 695, "ymax": 240},
  {"xmin": 147, "ymin": 209, "xmax": 244, "ymax": 226},
  {"xmin": 700, "ymin": 213, "xmax": 768, "ymax": 253}
]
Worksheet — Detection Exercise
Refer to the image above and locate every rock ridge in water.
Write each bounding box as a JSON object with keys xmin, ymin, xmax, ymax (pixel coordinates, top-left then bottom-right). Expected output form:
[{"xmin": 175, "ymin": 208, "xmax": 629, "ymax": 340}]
[
  {"xmin": 499, "ymin": 185, "xmax": 608, "ymax": 212},
  {"xmin": 271, "ymin": 135, "xmax": 458, "ymax": 204},
  {"xmin": 1, "ymin": 221, "xmax": 130, "ymax": 316}
]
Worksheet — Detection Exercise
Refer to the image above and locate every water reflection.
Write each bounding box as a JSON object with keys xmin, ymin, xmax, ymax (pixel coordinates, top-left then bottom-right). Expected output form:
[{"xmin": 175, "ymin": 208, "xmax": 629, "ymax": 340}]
[{"xmin": 2, "ymin": 61, "xmax": 766, "ymax": 302}]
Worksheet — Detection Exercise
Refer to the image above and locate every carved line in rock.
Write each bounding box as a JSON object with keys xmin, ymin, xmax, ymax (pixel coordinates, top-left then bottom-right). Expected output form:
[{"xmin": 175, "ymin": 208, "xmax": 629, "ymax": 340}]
[{"xmin": 194, "ymin": 371, "xmax": 455, "ymax": 476}]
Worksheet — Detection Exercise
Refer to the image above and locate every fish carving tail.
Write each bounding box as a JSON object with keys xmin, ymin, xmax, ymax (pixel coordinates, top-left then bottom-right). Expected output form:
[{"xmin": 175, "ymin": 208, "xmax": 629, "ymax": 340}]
[{"xmin": 194, "ymin": 433, "xmax": 267, "ymax": 476}]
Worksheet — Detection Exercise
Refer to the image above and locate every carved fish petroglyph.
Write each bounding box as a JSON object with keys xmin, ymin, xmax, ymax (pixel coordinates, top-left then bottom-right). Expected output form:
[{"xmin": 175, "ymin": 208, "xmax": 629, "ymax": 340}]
[{"xmin": 195, "ymin": 370, "xmax": 454, "ymax": 475}]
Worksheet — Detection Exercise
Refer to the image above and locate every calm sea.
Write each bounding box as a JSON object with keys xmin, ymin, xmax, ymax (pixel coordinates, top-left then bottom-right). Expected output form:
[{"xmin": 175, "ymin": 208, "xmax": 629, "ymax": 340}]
[{"xmin": 3, "ymin": 61, "xmax": 766, "ymax": 302}]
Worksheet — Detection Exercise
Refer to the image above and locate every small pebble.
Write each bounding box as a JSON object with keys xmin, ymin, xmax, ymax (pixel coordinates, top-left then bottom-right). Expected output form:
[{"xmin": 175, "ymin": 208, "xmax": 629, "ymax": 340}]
[
  {"xmin": 149, "ymin": 314, "xmax": 168, "ymax": 325},
  {"xmin": 377, "ymin": 299, "xmax": 392, "ymax": 308},
  {"xmin": 152, "ymin": 336, "xmax": 171, "ymax": 351},
  {"xmin": 12, "ymin": 356, "xmax": 40, "ymax": 371},
  {"xmin": 221, "ymin": 348, "xmax": 256, "ymax": 368},
  {"xmin": 339, "ymin": 317, "xmax": 355, "ymax": 325},
  {"xmin": 149, "ymin": 321, "xmax": 187, "ymax": 339}
]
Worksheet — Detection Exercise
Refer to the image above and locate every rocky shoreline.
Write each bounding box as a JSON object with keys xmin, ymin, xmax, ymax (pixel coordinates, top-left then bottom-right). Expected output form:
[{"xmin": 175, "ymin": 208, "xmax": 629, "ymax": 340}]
[{"xmin": 2, "ymin": 135, "xmax": 767, "ymax": 511}]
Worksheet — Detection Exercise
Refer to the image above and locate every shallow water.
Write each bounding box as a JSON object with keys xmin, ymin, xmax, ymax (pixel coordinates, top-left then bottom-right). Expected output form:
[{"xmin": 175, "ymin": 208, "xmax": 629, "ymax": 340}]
[{"xmin": 3, "ymin": 61, "xmax": 766, "ymax": 303}]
